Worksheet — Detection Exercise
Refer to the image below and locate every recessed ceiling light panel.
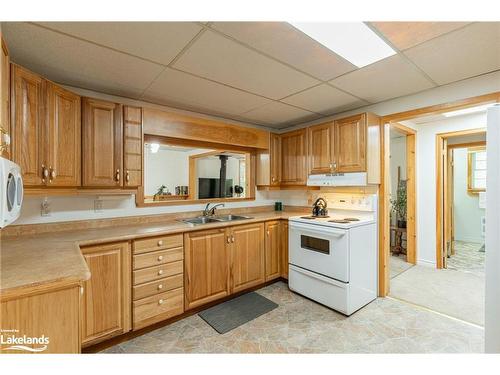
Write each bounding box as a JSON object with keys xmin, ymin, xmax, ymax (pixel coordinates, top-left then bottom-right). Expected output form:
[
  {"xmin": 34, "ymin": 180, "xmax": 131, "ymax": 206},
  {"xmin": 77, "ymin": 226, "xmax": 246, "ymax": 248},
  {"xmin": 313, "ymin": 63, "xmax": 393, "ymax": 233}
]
[{"xmin": 289, "ymin": 22, "xmax": 396, "ymax": 68}]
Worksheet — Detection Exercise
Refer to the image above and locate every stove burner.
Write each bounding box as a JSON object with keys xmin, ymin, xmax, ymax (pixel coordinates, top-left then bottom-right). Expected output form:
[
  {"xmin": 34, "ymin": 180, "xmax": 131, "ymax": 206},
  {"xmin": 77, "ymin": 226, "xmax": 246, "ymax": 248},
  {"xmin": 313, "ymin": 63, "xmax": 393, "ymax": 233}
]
[
  {"xmin": 328, "ymin": 219, "xmax": 350, "ymax": 224},
  {"xmin": 344, "ymin": 217, "xmax": 360, "ymax": 221}
]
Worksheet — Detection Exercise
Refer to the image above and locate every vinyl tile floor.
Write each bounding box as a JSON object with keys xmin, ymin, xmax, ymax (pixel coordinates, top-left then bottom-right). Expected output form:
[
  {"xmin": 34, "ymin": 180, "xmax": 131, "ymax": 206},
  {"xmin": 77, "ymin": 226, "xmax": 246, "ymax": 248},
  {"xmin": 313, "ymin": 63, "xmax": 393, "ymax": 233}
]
[
  {"xmin": 447, "ymin": 241, "xmax": 485, "ymax": 277},
  {"xmin": 102, "ymin": 282, "xmax": 483, "ymax": 354}
]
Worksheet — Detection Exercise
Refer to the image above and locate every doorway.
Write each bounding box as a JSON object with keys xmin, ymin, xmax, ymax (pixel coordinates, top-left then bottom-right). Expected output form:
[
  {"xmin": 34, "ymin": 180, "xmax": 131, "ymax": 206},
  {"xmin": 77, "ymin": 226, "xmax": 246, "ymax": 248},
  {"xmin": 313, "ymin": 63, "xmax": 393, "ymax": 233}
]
[
  {"xmin": 388, "ymin": 123, "xmax": 416, "ymax": 279},
  {"xmin": 436, "ymin": 129, "xmax": 486, "ymax": 270}
]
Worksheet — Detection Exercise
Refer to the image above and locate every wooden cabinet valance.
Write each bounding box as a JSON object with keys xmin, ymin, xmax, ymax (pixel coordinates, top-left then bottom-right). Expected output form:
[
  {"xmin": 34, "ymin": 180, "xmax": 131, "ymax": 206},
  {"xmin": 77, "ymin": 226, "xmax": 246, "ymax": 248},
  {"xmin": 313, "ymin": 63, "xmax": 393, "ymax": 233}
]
[{"xmin": 143, "ymin": 107, "xmax": 269, "ymax": 150}]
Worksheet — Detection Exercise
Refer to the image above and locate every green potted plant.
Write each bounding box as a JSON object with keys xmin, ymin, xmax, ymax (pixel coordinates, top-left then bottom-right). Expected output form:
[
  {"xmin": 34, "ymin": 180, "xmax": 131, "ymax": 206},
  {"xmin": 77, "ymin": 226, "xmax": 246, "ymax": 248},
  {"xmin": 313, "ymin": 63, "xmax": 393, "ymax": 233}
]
[{"xmin": 391, "ymin": 183, "xmax": 407, "ymax": 228}]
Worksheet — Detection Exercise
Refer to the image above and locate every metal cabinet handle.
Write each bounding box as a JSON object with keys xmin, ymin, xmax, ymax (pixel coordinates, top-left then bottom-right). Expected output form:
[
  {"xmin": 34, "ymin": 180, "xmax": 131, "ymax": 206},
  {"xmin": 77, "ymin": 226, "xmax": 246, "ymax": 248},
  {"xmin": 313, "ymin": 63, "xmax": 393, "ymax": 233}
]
[
  {"xmin": 49, "ymin": 167, "xmax": 56, "ymax": 182},
  {"xmin": 157, "ymin": 240, "xmax": 163, "ymax": 246},
  {"xmin": 158, "ymin": 284, "xmax": 163, "ymax": 290},
  {"xmin": 227, "ymin": 236, "xmax": 231, "ymax": 244},
  {"xmin": 0, "ymin": 126, "xmax": 10, "ymax": 152},
  {"xmin": 126, "ymin": 170, "xmax": 130, "ymax": 183},
  {"xmin": 41, "ymin": 165, "xmax": 49, "ymax": 182},
  {"xmin": 157, "ymin": 255, "xmax": 163, "ymax": 261},
  {"xmin": 231, "ymin": 235, "xmax": 235, "ymax": 243},
  {"xmin": 158, "ymin": 269, "xmax": 163, "ymax": 275},
  {"xmin": 115, "ymin": 169, "xmax": 120, "ymax": 182},
  {"xmin": 158, "ymin": 299, "xmax": 164, "ymax": 305}
]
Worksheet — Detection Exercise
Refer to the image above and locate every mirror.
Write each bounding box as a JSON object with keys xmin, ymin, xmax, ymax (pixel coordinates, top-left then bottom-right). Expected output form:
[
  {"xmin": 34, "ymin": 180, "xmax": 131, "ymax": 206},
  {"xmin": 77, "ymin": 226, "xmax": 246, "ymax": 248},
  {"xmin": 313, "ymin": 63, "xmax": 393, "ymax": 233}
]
[{"xmin": 144, "ymin": 142, "xmax": 250, "ymax": 204}]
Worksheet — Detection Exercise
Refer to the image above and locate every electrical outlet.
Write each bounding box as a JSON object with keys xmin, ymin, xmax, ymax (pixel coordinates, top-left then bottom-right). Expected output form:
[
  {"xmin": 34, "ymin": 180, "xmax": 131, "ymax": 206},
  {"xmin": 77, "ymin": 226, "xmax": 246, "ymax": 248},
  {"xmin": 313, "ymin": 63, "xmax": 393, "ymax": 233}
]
[
  {"xmin": 41, "ymin": 198, "xmax": 51, "ymax": 217},
  {"xmin": 94, "ymin": 199, "xmax": 104, "ymax": 213}
]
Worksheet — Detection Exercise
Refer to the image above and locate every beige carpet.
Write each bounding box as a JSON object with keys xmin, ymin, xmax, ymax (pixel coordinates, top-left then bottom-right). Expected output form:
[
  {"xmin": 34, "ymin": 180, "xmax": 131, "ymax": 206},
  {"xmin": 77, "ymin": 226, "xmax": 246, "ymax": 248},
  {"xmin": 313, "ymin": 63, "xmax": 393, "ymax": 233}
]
[{"xmin": 389, "ymin": 265, "xmax": 484, "ymax": 326}]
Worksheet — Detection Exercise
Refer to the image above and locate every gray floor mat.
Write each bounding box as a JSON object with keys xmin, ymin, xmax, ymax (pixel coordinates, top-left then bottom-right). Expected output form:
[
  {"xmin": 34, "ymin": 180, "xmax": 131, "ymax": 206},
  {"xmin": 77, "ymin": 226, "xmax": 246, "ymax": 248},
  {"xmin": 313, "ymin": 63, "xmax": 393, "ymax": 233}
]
[{"xmin": 198, "ymin": 292, "xmax": 278, "ymax": 334}]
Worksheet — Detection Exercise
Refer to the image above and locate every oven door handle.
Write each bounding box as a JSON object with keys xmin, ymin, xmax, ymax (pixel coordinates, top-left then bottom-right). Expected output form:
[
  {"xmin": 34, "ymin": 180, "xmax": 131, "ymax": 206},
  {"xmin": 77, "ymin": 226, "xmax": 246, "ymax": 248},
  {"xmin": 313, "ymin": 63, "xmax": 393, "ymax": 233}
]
[{"xmin": 289, "ymin": 222, "xmax": 346, "ymax": 237}]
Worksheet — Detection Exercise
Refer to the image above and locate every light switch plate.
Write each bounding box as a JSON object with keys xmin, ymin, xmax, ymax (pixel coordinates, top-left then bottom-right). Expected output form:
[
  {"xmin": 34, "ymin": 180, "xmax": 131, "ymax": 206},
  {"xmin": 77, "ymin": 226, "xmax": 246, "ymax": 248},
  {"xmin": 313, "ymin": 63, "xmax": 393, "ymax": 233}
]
[
  {"xmin": 94, "ymin": 199, "xmax": 104, "ymax": 213},
  {"xmin": 41, "ymin": 198, "xmax": 51, "ymax": 217}
]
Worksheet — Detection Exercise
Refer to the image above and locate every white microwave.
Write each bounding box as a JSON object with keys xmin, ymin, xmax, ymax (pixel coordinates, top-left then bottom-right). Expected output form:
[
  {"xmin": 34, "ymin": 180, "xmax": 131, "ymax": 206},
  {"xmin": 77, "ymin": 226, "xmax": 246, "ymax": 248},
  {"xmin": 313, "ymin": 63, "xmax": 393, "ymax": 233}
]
[{"xmin": 0, "ymin": 157, "xmax": 23, "ymax": 228}]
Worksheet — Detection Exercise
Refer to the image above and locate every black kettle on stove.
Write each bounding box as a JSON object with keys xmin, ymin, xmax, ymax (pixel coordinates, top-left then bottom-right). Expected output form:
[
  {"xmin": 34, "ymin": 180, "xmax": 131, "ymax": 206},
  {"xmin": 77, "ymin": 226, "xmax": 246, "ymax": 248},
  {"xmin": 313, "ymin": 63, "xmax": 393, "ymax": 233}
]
[{"xmin": 312, "ymin": 197, "xmax": 328, "ymax": 217}]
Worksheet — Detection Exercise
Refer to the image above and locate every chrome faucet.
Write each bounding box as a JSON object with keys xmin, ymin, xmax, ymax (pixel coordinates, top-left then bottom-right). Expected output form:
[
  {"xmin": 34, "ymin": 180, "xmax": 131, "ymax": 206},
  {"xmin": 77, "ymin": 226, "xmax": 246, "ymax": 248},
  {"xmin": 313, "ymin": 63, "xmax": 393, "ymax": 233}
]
[{"xmin": 202, "ymin": 203, "xmax": 225, "ymax": 217}]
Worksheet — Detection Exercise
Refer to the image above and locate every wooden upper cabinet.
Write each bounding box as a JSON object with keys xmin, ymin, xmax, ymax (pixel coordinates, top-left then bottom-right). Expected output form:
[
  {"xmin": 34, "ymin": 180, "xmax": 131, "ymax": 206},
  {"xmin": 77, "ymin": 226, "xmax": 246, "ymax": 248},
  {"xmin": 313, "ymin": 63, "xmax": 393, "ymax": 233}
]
[
  {"xmin": 184, "ymin": 228, "xmax": 230, "ymax": 310},
  {"xmin": 265, "ymin": 221, "xmax": 281, "ymax": 281},
  {"xmin": 81, "ymin": 241, "xmax": 131, "ymax": 346},
  {"xmin": 123, "ymin": 106, "xmax": 143, "ymax": 188},
  {"xmin": 11, "ymin": 65, "xmax": 44, "ymax": 186},
  {"xmin": 281, "ymin": 128, "xmax": 308, "ymax": 185},
  {"xmin": 256, "ymin": 132, "xmax": 281, "ymax": 187},
  {"xmin": 308, "ymin": 121, "xmax": 334, "ymax": 175},
  {"xmin": 82, "ymin": 97, "xmax": 123, "ymax": 187},
  {"xmin": 0, "ymin": 37, "xmax": 10, "ymax": 159},
  {"xmin": 230, "ymin": 223, "xmax": 265, "ymax": 293},
  {"xmin": 45, "ymin": 82, "xmax": 81, "ymax": 186},
  {"xmin": 269, "ymin": 133, "xmax": 281, "ymax": 185},
  {"xmin": 334, "ymin": 113, "xmax": 367, "ymax": 173}
]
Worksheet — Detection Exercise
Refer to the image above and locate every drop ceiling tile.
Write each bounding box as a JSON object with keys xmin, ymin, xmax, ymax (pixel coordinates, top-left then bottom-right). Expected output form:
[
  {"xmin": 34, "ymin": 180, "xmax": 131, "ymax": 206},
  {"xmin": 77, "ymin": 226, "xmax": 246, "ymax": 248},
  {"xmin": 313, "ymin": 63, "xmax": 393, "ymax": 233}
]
[
  {"xmin": 330, "ymin": 54, "xmax": 435, "ymax": 103},
  {"xmin": 172, "ymin": 30, "xmax": 320, "ymax": 99},
  {"xmin": 142, "ymin": 68, "xmax": 272, "ymax": 116},
  {"xmin": 3, "ymin": 22, "xmax": 163, "ymax": 98},
  {"xmin": 404, "ymin": 22, "xmax": 500, "ymax": 85},
  {"xmin": 281, "ymin": 84, "xmax": 368, "ymax": 115},
  {"xmin": 241, "ymin": 101, "xmax": 321, "ymax": 126},
  {"xmin": 370, "ymin": 22, "xmax": 470, "ymax": 50},
  {"xmin": 211, "ymin": 22, "xmax": 356, "ymax": 80},
  {"xmin": 35, "ymin": 22, "xmax": 202, "ymax": 65}
]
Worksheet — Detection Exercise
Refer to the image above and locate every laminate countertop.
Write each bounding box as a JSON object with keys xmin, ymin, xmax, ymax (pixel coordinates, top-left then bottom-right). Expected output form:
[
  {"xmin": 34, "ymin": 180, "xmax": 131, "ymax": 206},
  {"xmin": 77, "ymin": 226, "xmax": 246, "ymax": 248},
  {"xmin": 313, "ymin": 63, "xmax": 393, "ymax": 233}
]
[{"xmin": 0, "ymin": 211, "xmax": 300, "ymax": 298}]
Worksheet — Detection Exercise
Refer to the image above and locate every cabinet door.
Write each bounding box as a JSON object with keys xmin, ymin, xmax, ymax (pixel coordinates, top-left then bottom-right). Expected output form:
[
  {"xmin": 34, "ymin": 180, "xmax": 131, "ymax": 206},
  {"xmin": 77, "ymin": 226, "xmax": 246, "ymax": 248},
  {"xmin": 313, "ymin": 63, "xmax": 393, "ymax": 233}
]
[
  {"xmin": 82, "ymin": 97, "xmax": 123, "ymax": 187},
  {"xmin": 265, "ymin": 221, "xmax": 281, "ymax": 281},
  {"xmin": 0, "ymin": 37, "xmax": 10, "ymax": 159},
  {"xmin": 230, "ymin": 223, "xmax": 265, "ymax": 293},
  {"xmin": 45, "ymin": 82, "xmax": 81, "ymax": 187},
  {"xmin": 270, "ymin": 133, "xmax": 281, "ymax": 185},
  {"xmin": 334, "ymin": 113, "xmax": 367, "ymax": 172},
  {"xmin": 281, "ymin": 128, "xmax": 307, "ymax": 185},
  {"xmin": 123, "ymin": 106, "xmax": 143, "ymax": 188},
  {"xmin": 81, "ymin": 242, "xmax": 131, "ymax": 346},
  {"xmin": 0, "ymin": 285, "xmax": 81, "ymax": 354},
  {"xmin": 184, "ymin": 228, "xmax": 230, "ymax": 310},
  {"xmin": 11, "ymin": 65, "xmax": 44, "ymax": 186},
  {"xmin": 280, "ymin": 221, "xmax": 289, "ymax": 279},
  {"xmin": 308, "ymin": 122, "xmax": 334, "ymax": 174}
]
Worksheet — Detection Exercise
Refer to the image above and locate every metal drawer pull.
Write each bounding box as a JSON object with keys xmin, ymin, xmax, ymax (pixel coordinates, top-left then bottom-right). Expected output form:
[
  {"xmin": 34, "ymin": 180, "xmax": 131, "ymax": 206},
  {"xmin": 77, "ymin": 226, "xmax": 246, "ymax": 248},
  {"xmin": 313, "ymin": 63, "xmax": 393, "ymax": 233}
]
[
  {"xmin": 227, "ymin": 236, "xmax": 231, "ymax": 244},
  {"xmin": 158, "ymin": 299, "xmax": 164, "ymax": 305},
  {"xmin": 158, "ymin": 255, "xmax": 163, "ymax": 261},
  {"xmin": 115, "ymin": 169, "xmax": 120, "ymax": 182},
  {"xmin": 158, "ymin": 269, "xmax": 163, "ymax": 275},
  {"xmin": 157, "ymin": 240, "xmax": 163, "ymax": 246},
  {"xmin": 231, "ymin": 235, "xmax": 235, "ymax": 243},
  {"xmin": 158, "ymin": 284, "xmax": 163, "ymax": 290},
  {"xmin": 126, "ymin": 170, "xmax": 130, "ymax": 183}
]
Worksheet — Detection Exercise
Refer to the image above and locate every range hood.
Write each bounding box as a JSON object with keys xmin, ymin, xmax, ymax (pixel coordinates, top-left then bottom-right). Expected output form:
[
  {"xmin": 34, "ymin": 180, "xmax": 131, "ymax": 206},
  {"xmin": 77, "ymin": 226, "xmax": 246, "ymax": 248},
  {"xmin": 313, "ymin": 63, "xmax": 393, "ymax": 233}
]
[{"xmin": 307, "ymin": 172, "xmax": 367, "ymax": 187}]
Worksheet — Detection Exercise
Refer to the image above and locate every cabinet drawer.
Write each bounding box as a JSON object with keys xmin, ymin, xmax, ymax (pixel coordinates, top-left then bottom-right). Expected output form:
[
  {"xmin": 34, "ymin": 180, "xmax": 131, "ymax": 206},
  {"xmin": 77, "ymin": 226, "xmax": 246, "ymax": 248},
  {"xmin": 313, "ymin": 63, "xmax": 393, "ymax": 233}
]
[
  {"xmin": 133, "ymin": 261, "xmax": 183, "ymax": 285},
  {"xmin": 133, "ymin": 234, "xmax": 183, "ymax": 255},
  {"xmin": 133, "ymin": 247, "xmax": 183, "ymax": 270},
  {"xmin": 133, "ymin": 287, "xmax": 184, "ymax": 330},
  {"xmin": 133, "ymin": 274, "xmax": 183, "ymax": 301}
]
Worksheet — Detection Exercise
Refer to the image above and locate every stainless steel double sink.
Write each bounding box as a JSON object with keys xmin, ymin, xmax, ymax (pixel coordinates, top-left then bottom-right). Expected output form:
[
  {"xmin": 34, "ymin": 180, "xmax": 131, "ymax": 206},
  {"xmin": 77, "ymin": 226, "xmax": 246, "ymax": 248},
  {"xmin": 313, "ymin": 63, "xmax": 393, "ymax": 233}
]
[{"xmin": 181, "ymin": 214, "xmax": 252, "ymax": 226}]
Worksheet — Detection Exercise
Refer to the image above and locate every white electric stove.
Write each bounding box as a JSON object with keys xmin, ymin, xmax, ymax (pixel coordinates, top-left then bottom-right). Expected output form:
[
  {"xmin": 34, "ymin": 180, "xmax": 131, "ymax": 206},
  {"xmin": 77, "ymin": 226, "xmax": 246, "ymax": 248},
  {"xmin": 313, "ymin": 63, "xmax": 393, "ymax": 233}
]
[{"xmin": 288, "ymin": 193, "xmax": 378, "ymax": 316}]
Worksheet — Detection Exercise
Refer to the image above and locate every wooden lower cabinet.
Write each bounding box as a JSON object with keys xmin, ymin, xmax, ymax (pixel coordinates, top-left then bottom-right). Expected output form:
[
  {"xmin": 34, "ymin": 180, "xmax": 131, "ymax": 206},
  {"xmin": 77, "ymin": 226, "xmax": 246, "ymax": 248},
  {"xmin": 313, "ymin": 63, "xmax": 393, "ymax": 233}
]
[
  {"xmin": 80, "ymin": 241, "xmax": 131, "ymax": 347},
  {"xmin": 265, "ymin": 221, "xmax": 281, "ymax": 281},
  {"xmin": 280, "ymin": 221, "xmax": 289, "ymax": 279},
  {"xmin": 184, "ymin": 228, "xmax": 230, "ymax": 310},
  {"xmin": 230, "ymin": 223, "xmax": 265, "ymax": 293},
  {"xmin": 132, "ymin": 234, "xmax": 185, "ymax": 330},
  {"xmin": 0, "ymin": 284, "xmax": 81, "ymax": 354}
]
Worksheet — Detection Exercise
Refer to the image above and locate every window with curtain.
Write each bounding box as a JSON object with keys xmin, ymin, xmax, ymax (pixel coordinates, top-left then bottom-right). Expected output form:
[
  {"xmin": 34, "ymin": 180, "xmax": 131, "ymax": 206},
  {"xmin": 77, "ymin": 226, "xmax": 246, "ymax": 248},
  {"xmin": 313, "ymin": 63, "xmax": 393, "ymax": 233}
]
[{"xmin": 467, "ymin": 146, "xmax": 486, "ymax": 193}]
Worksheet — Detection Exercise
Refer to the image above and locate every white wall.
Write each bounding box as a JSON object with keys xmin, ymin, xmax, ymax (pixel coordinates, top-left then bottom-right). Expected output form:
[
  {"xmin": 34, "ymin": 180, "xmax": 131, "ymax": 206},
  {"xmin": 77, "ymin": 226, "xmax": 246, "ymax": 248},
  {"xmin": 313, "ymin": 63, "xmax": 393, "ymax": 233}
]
[
  {"xmin": 453, "ymin": 148, "xmax": 485, "ymax": 243},
  {"xmin": 390, "ymin": 136, "xmax": 407, "ymax": 199},
  {"xmin": 485, "ymin": 104, "xmax": 500, "ymax": 353},
  {"xmin": 415, "ymin": 112, "xmax": 487, "ymax": 266}
]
